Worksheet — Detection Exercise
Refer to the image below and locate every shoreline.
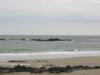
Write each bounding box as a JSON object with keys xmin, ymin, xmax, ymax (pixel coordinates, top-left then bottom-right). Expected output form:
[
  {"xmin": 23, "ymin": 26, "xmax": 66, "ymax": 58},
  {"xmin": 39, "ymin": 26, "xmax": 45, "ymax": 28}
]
[
  {"xmin": 0, "ymin": 56, "xmax": 100, "ymax": 75},
  {"xmin": 0, "ymin": 52, "xmax": 100, "ymax": 75},
  {"xmin": 0, "ymin": 51, "xmax": 100, "ymax": 62}
]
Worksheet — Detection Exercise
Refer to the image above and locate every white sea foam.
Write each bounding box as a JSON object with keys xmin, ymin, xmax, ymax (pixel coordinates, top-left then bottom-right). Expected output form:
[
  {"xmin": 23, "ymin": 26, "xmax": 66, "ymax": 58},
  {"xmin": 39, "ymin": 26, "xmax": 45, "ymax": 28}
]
[{"xmin": 0, "ymin": 51, "xmax": 100, "ymax": 62}]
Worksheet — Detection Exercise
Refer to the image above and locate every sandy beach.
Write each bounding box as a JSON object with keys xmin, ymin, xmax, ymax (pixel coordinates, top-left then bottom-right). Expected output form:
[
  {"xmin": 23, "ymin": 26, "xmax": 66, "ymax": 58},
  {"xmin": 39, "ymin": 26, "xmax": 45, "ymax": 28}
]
[{"xmin": 0, "ymin": 52, "xmax": 100, "ymax": 75}]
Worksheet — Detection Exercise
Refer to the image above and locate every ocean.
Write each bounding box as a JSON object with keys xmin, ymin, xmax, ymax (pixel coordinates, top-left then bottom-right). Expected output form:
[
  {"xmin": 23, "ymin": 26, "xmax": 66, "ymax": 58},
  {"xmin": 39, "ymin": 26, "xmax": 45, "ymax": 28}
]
[{"xmin": 0, "ymin": 35, "xmax": 100, "ymax": 53}]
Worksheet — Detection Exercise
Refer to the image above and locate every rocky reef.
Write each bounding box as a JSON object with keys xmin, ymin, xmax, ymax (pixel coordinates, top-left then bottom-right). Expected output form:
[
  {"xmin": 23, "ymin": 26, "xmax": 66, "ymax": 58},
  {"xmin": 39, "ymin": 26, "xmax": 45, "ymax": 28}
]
[{"xmin": 0, "ymin": 65, "xmax": 100, "ymax": 74}]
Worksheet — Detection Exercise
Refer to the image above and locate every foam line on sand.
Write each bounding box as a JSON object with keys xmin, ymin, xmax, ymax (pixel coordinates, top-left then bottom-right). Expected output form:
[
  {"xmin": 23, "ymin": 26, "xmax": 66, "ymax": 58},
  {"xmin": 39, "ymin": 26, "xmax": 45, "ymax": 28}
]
[{"xmin": 0, "ymin": 51, "xmax": 100, "ymax": 62}]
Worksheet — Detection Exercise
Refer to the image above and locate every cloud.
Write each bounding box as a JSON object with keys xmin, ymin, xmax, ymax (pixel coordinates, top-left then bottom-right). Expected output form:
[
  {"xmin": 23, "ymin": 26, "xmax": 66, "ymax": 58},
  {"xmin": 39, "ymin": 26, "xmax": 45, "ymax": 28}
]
[
  {"xmin": 0, "ymin": 0, "xmax": 100, "ymax": 16},
  {"xmin": 0, "ymin": 0, "xmax": 100, "ymax": 35}
]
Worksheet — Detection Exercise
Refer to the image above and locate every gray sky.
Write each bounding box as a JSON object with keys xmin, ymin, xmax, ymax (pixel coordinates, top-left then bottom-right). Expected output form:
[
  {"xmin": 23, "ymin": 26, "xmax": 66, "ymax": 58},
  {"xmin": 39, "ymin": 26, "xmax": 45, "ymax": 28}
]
[{"xmin": 0, "ymin": 0, "xmax": 100, "ymax": 35}]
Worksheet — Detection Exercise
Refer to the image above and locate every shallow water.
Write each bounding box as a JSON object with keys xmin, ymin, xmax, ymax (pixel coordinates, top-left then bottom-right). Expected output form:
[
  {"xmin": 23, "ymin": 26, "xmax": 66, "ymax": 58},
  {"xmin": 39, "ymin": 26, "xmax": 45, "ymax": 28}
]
[{"xmin": 0, "ymin": 35, "xmax": 100, "ymax": 53}]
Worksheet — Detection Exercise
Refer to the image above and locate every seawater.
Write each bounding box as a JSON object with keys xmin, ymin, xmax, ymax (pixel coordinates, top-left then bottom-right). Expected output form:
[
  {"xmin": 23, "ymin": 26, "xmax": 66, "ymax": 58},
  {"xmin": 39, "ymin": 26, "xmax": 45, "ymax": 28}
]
[{"xmin": 0, "ymin": 35, "xmax": 100, "ymax": 53}]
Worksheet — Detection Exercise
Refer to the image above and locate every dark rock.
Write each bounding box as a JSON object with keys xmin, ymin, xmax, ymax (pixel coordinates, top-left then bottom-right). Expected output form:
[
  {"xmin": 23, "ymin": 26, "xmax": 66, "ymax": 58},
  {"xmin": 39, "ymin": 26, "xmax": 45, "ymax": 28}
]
[
  {"xmin": 0, "ymin": 39, "xmax": 6, "ymax": 41},
  {"xmin": 0, "ymin": 65, "xmax": 100, "ymax": 74}
]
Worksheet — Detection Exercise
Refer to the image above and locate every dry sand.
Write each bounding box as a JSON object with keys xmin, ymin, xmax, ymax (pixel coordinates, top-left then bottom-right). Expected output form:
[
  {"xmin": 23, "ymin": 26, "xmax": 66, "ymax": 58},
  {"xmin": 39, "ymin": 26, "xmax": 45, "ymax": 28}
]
[{"xmin": 1, "ymin": 56, "xmax": 100, "ymax": 75}]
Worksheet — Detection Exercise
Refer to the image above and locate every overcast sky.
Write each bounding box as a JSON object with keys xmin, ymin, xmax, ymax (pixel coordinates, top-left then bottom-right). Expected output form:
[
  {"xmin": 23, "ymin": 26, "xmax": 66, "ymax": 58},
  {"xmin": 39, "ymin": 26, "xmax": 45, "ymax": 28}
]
[{"xmin": 0, "ymin": 0, "xmax": 100, "ymax": 35}]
